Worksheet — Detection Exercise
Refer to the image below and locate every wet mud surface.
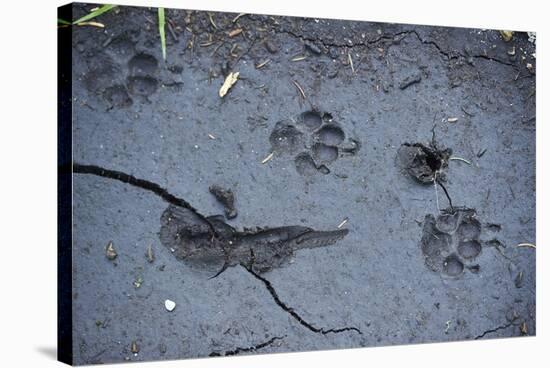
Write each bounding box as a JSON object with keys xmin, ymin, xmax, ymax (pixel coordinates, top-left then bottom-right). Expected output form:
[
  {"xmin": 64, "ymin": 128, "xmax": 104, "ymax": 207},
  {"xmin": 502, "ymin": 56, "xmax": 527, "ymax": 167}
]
[{"xmin": 68, "ymin": 3, "xmax": 535, "ymax": 364}]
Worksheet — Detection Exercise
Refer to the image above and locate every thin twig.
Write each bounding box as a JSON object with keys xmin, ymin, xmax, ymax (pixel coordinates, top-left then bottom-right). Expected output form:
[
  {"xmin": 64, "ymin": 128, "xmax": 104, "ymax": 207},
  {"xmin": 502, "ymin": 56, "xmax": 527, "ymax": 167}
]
[
  {"xmin": 337, "ymin": 218, "xmax": 349, "ymax": 229},
  {"xmin": 255, "ymin": 59, "xmax": 271, "ymax": 69},
  {"xmin": 292, "ymin": 80, "xmax": 306, "ymax": 100},
  {"xmin": 232, "ymin": 13, "xmax": 246, "ymax": 23},
  {"xmin": 516, "ymin": 243, "xmax": 536, "ymax": 249},
  {"xmin": 261, "ymin": 152, "xmax": 274, "ymax": 164},
  {"xmin": 449, "ymin": 156, "xmax": 472, "ymax": 165},
  {"xmin": 208, "ymin": 13, "xmax": 217, "ymax": 29},
  {"xmin": 348, "ymin": 53, "xmax": 355, "ymax": 74}
]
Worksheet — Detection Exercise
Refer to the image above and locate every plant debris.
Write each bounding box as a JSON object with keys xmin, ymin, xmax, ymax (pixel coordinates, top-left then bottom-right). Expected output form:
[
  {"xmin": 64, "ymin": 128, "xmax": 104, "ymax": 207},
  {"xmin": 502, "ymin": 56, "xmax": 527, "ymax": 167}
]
[
  {"xmin": 256, "ymin": 59, "xmax": 271, "ymax": 69},
  {"xmin": 146, "ymin": 243, "xmax": 155, "ymax": 263},
  {"xmin": 219, "ymin": 72, "xmax": 239, "ymax": 97},
  {"xmin": 516, "ymin": 243, "xmax": 536, "ymax": 249},
  {"xmin": 133, "ymin": 276, "xmax": 143, "ymax": 289},
  {"xmin": 76, "ymin": 21, "xmax": 105, "ymax": 28},
  {"xmin": 348, "ymin": 53, "xmax": 355, "ymax": 74},
  {"xmin": 292, "ymin": 80, "xmax": 306, "ymax": 100},
  {"xmin": 131, "ymin": 341, "xmax": 140, "ymax": 354},
  {"xmin": 261, "ymin": 152, "xmax": 274, "ymax": 164},
  {"xmin": 499, "ymin": 30, "xmax": 513, "ymax": 42},
  {"xmin": 105, "ymin": 241, "xmax": 117, "ymax": 260},
  {"xmin": 291, "ymin": 55, "xmax": 307, "ymax": 62},
  {"xmin": 449, "ymin": 156, "xmax": 472, "ymax": 165},
  {"xmin": 228, "ymin": 28, "xmax": 242, "ymax": 37},
  {"xmin": 232, "ymin": 13, "xmax": 246, "ymax": 23},
  {"xmin": 520, "ymin": 321, "xmax": 528, "ymax": 335},
  {"xmin": 337, "ymin": 218, "xmax": 349, "ymax": 228}
]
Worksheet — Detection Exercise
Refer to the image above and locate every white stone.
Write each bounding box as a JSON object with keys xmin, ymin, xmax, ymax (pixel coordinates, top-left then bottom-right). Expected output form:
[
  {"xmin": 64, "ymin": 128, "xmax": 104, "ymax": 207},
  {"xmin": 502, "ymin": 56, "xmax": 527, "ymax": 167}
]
[{"xmin": 165, "ymin": 299, "xmax": 176, "ymax": 312}]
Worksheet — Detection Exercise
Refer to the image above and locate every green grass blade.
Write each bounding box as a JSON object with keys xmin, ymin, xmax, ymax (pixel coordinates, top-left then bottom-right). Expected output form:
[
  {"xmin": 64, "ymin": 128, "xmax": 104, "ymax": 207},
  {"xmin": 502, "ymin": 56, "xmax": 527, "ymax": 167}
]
[
  {"xmin": 158, "ymin": 8, "xmax": 166, "ymax": 60},
  {"xmin": 58, "ymin": 18, "xmax": 71, "ymax": 25},
  {"xmin": 73, "ymin": 4, "xmax": 117, "ymax": 25}
]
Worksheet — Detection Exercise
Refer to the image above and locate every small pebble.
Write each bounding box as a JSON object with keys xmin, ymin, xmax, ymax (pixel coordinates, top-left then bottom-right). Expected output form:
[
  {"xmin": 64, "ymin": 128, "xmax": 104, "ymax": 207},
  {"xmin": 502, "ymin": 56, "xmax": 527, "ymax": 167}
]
[{"xmin": 165, "ymin": 299, "xmax": 176, "ymax": 311}]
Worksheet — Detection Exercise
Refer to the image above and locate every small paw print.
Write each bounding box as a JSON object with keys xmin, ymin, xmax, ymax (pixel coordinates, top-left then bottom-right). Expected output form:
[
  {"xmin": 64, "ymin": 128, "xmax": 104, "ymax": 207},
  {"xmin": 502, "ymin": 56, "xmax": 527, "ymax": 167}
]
[
  {"xmin": 420, "ymin": 207, "xmax": 497, "ymax": 277},
  {"xmin": 268, "ymin": 110, "xmax": 360, "ymax": 176}
]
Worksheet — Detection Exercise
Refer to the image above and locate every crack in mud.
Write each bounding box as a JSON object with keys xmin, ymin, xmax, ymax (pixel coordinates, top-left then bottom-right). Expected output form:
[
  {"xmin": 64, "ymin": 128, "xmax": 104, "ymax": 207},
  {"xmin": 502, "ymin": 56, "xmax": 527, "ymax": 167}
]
[
  {"xmin": 209, "ymin": 336, "xmax": 284, "ymax": 357},
  {"xmin": 72, "ymin": 163, "xmax": 221, "ymax": 237},
  {"xmin": 274, "ymin": 27, "xmax": 408, "ymax": 49},
  {"xmin": 244, "ymin": 266, "xmax": 363, "ymax": 336},
  {"xmin": 276, "ymin": 27, "xmax": 517, "ymax": 69},
  {"xmin": 474, "ymin": 321, "xmax": 514, "ymax": 340}
]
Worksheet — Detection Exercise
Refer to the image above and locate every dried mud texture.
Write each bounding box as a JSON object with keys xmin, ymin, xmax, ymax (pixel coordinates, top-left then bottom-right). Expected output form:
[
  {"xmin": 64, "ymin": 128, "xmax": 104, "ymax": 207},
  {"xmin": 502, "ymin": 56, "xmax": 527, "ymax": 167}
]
[{"xmin": 69, "ymin": 3, "xmax": 535, "ymax": 365}]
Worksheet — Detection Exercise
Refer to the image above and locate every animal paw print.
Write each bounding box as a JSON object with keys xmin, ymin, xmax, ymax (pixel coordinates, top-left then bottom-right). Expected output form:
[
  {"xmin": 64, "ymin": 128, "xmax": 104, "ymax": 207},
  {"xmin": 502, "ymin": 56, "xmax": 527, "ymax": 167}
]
[
  {"xmin": 420, "ymin": 207, "xmax": 493, "ymax": 277},
  {"xmin": 268, "ymin": 110, "xmax": 359, "ymax": 176},
  {"xmin": 84, "ymin": 43, "xmax": 160, "ymax": 108}
]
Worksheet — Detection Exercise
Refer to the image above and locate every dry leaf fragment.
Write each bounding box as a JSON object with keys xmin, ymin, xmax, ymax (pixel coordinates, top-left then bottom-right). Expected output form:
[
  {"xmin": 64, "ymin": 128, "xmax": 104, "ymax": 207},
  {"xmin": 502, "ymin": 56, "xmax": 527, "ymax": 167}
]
[
  {"xmin": 105, "ymin": 241, "xmax": 117, "ymax": 260},
  {"xmin": 133, "ymin": 276, "xmax": 143, "ymax": 289},
  {"xmin": 500, "ymin": 30, "xmax": 513, "ymax": 42},
  {"xmin": 219, "ymin": 72, "xmax": 239, "ymax": 98},
  {"xmin": 228, "ymin": 28, "xmax": 243, "ymax": 37},
  {"xmin": 520, "ymin": 322, "xmax": 528, "ymax": 335},
  {"xmin": 131, "ymin": 341, "xmax": 140, "ymax": 354}
]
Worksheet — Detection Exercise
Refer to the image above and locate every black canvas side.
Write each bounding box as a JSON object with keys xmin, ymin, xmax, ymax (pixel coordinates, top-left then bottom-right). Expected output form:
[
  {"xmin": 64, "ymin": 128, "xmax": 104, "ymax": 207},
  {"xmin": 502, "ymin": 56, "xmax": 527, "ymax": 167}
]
[{"xmin": 58, "ymin": 3, "xmax": 73, "ymax": 366}]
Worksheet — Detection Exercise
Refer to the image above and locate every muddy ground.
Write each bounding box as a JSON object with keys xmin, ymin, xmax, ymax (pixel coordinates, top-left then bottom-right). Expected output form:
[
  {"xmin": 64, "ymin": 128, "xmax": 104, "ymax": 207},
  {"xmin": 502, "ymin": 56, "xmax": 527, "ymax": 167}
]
[{"xmin": 66, "ymin": 3, "xmax": 536, "ymax": 365}]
